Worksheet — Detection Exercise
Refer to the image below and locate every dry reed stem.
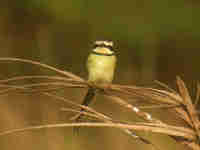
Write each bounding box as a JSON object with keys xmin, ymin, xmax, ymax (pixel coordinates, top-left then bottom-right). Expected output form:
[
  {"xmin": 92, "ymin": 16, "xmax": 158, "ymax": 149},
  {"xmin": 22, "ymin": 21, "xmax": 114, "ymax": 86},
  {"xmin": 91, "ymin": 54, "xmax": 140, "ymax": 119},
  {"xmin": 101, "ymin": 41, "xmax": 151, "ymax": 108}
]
[
  {"xmin": 195, "ymin": 82, "xmax": 200, "ymax": 106},
  {"xmin": 0, "ymin": 57, "xmax": 84, "ymax": 81},
  {"xmin": 0, "ymin": 122, "xmax": 195, "ymax": 140},
  {"xmin": 176, "ymin": 77, "xmax": 200, "ymax": 141}
]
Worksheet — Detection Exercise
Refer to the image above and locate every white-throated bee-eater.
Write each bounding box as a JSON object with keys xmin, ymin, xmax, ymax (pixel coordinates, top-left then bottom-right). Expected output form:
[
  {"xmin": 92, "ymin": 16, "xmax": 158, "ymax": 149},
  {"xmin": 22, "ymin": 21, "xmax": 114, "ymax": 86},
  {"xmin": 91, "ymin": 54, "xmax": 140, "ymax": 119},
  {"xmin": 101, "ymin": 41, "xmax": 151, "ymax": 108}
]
[{"xmin": 74, "ymin": 40, "xmax": 117, "ymax": 131}]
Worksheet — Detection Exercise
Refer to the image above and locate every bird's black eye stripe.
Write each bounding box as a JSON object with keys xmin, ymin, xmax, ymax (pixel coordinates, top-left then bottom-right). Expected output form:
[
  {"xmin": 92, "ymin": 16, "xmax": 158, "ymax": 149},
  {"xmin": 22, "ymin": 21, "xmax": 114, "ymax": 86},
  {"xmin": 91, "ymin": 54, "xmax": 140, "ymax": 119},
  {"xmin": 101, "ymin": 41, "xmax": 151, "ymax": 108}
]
[
  {"xmin": 93, "ymin": 44, "xmax": 114, "ymax": 51},
  {"xmin": 93, "ymin": 44, "xmax": 98, "ymax": 49}
]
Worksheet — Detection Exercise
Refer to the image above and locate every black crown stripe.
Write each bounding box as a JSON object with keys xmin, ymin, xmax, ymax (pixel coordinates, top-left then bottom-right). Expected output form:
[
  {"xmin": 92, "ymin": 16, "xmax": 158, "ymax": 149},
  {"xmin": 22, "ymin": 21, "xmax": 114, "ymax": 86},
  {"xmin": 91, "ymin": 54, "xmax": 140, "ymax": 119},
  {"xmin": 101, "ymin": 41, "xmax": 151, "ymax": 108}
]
[{"xmin": 93, "ymin": 44, "xmax": 113, "ymax": 51}]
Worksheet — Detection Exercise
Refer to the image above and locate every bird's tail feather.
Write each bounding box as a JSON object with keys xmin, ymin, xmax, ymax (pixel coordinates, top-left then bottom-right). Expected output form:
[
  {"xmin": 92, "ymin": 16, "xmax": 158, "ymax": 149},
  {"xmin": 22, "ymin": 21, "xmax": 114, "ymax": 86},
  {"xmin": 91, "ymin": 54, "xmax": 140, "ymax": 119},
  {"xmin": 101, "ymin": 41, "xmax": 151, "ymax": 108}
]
[
  {"xmin": 81, "ymin": 88, "xmax": 96, "ymax": 108},
  {"xmin": 73, "ymin": 88, "xmax": 96, "ymax": 133}
]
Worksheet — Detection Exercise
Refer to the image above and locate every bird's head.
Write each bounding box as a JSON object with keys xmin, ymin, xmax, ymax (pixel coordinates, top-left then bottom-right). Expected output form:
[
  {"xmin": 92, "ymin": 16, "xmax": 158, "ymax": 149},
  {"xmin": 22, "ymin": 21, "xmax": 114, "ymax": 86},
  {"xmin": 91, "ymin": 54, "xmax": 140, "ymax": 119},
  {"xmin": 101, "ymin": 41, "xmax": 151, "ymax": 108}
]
[{"xmin": 92, "ymin": 40, "xmax": 114, "ymax": 56}]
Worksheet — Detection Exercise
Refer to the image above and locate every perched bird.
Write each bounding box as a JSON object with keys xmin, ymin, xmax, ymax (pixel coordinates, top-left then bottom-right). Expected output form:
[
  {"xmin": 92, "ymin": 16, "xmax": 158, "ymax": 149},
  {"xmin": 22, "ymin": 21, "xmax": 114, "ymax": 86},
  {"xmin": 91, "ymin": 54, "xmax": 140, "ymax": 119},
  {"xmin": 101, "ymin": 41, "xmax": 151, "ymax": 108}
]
[{"xmin": 74, "ymin": 40, "xmax": 117, "ymax": 131}]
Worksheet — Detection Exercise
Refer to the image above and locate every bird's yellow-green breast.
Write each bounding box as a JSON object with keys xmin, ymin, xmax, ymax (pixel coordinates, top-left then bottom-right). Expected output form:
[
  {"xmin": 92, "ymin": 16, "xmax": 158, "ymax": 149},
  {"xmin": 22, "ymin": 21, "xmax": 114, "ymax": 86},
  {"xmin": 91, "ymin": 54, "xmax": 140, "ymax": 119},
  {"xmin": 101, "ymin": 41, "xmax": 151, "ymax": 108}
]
[{"xmin": 87, "ymin": 46, "xmax": 117, "ymax": 84}]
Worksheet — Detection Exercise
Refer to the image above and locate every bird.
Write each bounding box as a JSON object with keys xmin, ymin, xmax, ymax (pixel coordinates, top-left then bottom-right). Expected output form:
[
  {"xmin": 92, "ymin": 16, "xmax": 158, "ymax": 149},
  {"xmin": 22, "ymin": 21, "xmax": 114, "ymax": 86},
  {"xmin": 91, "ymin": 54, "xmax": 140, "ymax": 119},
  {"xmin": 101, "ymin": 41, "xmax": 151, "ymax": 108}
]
[{"xmin": 73, "ymin": 40, "xmax": 117, "ymax": 132}]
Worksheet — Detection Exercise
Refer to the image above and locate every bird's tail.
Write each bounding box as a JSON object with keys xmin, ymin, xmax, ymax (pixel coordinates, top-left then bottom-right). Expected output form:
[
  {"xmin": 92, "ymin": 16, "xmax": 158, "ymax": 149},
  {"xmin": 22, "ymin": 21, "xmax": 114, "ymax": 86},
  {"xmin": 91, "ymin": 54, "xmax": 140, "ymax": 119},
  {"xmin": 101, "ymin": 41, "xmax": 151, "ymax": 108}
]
[
  {"xmin": 80, "ymin": 88, "xmax": 96, "ymax": 109},
  {"xmin": 73, "ymin": 88, "xmax": 96, "ymax": 133}
]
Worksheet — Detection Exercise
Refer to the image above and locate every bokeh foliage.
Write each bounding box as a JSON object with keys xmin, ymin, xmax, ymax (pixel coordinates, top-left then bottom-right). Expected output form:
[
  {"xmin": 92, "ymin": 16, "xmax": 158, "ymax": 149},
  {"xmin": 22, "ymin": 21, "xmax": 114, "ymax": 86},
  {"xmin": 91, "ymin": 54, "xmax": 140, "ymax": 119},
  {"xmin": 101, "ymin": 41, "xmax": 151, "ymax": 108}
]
[{"xmin": 0, "ymin": 0, "xmax": 199, "ymax": 150}]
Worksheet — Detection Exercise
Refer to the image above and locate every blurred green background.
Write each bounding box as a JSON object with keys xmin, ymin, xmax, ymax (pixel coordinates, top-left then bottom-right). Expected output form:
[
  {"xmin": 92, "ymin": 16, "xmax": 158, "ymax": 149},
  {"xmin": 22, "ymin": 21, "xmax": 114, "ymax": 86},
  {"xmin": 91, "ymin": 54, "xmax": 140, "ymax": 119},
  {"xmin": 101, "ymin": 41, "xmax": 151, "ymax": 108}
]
[{"xmin": 0, "ymin": 0, "xmax": 199, "ymax": 150}]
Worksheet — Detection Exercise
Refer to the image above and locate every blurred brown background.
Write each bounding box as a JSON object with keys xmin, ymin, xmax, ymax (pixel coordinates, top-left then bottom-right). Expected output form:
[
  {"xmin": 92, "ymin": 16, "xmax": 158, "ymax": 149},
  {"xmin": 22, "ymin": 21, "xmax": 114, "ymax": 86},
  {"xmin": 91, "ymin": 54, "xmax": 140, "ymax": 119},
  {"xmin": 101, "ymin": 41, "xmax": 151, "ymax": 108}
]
[{"xmin": 0, "ymin": 0, "xmax": 199, "ymax": 150}]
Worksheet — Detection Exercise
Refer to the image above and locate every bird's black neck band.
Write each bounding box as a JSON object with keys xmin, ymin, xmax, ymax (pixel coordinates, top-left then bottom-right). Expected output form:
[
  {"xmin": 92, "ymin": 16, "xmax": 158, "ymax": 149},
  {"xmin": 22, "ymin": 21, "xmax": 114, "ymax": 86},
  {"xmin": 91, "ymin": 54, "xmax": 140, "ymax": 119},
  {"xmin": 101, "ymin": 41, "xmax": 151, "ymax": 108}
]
[{"xmin": 91, "ymin": 51, "xmax": 115, "ymax": 56}]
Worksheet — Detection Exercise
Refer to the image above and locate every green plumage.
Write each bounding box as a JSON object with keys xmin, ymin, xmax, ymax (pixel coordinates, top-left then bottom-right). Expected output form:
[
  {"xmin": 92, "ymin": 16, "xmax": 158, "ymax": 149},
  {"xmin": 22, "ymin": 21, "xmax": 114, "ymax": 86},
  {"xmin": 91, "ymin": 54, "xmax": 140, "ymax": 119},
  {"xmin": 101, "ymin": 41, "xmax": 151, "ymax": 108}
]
[
  {"xmin": 87, "ymin": 51, "xmax": 117, "ymax": 83},
  {"xmin": 74, "ymin": 42, "xmax": 117, "ymax": 133}
]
